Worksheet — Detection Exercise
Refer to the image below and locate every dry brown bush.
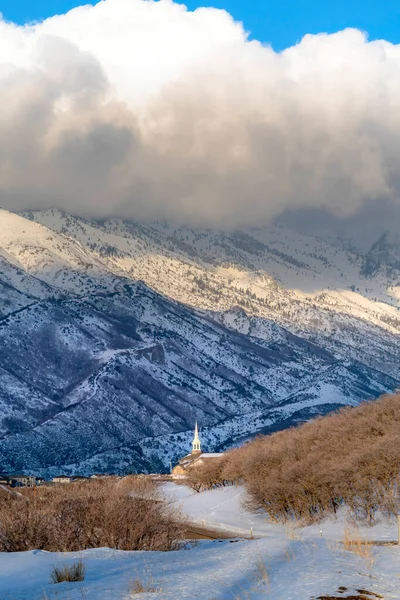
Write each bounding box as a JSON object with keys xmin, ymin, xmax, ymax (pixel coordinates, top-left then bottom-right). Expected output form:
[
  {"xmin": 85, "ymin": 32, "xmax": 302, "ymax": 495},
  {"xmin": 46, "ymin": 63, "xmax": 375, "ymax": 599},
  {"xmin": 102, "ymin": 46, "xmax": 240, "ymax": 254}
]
[
  {"xmin": 0, "ymin": 476, "xmax": 186, "ymax": 552},
  {"xmin": 189, "ymin": 394, "xmax": 400, "ymax": 524},
  {"xmin": 186, "ymin": 456, "xmax": 228, "ymax": 492},
  {"xmin": 50, "ymin": 560, "xmax": 85, "ymax": 583}
]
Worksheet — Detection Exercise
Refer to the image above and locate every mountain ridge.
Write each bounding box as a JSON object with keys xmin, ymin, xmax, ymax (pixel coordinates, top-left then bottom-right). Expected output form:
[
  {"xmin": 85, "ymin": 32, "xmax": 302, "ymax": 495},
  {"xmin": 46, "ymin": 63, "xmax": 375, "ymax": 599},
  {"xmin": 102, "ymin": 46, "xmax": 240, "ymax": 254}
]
[{"xmin": 0, "ymin": 208, "xmax": 399, "ymax": 475}]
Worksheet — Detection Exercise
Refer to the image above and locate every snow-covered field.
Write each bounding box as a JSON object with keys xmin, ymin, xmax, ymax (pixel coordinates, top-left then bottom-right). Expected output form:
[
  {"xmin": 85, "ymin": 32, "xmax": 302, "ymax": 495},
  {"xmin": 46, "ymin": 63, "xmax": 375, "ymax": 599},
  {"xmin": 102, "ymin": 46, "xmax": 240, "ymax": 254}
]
[{"xmin": 1, "ymin": 483, "xmax": 399, "ymax": 599}]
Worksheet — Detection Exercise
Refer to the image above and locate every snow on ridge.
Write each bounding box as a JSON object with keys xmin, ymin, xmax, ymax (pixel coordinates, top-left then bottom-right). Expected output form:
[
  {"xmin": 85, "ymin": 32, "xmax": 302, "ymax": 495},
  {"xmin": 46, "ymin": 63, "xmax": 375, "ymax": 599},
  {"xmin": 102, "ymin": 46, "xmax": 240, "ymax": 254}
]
[{"xmin": 0, "ymin": 209, "xmax": 399, "ymax": 474}]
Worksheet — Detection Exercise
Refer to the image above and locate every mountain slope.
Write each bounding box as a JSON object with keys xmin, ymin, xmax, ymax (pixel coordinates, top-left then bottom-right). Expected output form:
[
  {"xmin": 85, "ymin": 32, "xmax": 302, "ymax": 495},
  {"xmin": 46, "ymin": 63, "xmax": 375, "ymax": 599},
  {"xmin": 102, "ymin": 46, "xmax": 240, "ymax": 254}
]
[
  {"xmin": 0, "ymin": 208, "xmax": 399, "ymax": 474},
  {"xmin": 1, "ymin": 209, "xmax": 123, "ymax": 296},
  {"xmin": 0, "ymin": 281, "xmax": 396, "ymax": 476},
  {"xmin": 362, "ymin": 231, "xmax": 400, "ymax": 277},
  {"xmin": 25, "ymin": 209, "xmax": 400, "ymax": 379}
]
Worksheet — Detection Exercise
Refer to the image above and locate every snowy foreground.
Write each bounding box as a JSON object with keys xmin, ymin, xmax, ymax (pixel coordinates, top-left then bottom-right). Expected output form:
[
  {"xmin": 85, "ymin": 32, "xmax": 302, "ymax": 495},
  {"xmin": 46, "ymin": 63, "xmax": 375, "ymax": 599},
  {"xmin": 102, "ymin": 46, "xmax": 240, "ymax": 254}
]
[{"xmin": 1, "ymin": 483, "xmax": 400, "ymax": 599}]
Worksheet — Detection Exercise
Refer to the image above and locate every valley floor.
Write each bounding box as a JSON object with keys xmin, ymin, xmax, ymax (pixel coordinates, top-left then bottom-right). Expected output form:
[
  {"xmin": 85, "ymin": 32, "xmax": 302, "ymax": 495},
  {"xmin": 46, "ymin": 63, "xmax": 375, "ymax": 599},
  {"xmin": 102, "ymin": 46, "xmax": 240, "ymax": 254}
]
[{"xmin": 0, "ymin": 484, "xmax": 399, "ymax": 599}]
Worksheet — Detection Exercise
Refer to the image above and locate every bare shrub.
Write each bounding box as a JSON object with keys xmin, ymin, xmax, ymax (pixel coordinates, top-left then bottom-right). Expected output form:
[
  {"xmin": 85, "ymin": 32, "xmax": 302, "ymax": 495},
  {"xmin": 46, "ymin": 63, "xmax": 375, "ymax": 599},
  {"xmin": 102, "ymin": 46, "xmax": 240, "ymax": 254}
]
[
  {"xmin": 188, "ymin": 394, "xmax": 400, "ymax": 524},
  {"xmin": 186, "ymin": 456, "xmax": 228, "ymax": 492},
  {"xmin": 240, "ymin": 395, "xmax": 400, "ymax": 523},
  {"xmin": 50, "ymin": 560, "xmax": 85, "ymax": 584},
  {"xmin": 0, "ymin": 477, "xmax": 186, "ymax": 552}
]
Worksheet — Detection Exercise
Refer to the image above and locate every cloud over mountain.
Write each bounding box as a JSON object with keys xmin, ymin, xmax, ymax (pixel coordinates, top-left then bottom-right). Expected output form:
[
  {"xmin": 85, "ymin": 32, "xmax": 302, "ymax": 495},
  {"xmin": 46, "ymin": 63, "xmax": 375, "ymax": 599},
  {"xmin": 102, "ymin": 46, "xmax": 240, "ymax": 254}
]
[{"xmin": 0, "ymin": 0, "xmax": 400, "ymax": 227}]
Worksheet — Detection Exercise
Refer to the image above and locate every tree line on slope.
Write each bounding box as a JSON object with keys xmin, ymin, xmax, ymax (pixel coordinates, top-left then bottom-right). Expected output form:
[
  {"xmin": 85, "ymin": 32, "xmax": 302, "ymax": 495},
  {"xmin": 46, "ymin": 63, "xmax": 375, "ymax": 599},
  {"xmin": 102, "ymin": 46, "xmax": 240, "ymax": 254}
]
[{"xmin": 188, "ymin": 394, "xmax": 400, "ymax": 524}]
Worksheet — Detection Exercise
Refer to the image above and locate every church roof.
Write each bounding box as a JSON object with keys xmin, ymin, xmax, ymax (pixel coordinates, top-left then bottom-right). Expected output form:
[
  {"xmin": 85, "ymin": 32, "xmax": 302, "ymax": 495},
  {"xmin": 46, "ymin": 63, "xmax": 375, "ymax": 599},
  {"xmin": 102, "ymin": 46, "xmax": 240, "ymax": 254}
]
[
  {"xmin": 177, "ymin": 451, "xmax": 224, "ymax": 468},
  {"xmin": 198, "ymin": 453, "xmax": 224, "ymax": 458}
]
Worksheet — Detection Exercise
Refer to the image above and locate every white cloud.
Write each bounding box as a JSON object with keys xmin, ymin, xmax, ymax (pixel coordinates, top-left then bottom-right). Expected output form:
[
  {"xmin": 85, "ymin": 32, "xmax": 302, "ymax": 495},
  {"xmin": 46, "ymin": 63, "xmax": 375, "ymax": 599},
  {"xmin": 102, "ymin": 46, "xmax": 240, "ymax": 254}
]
[{"xmin": 0, "ymin": 0, "xmax": 399, "ymax": 227}]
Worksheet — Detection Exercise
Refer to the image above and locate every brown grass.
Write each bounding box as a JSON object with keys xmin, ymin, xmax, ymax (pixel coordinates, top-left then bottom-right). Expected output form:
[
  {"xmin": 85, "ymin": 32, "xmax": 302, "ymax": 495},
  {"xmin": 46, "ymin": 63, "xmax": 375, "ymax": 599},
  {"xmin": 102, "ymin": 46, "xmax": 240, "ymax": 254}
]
[
  {"xmin": 130, "ymin": 564, "xmax": 163, "ymax": 595},
  {"xmin": 343, "ymin": 528, "xmax": 376, "ymax": 569},
  {"xmin": 0, "ymin": 476, "xmax": 186, "ymax": 552},
  {"xmin": 50, "ymin": 560, "xmax": 85, "ymax": 584},
  {"xmin": 130, "ymin": 579, "xmax": 158, "ymax": 594},
  {"xmin": 253, "ymin": 555, "xmax": 269, "ymax": 587}
]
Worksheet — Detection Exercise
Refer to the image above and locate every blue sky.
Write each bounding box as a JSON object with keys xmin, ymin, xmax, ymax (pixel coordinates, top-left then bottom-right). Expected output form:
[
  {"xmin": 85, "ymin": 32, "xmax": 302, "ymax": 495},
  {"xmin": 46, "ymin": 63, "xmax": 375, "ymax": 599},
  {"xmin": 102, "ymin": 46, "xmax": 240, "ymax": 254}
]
[{"xmin": 1, "ymin": 0, "xmax": 400, "ymax": 50}]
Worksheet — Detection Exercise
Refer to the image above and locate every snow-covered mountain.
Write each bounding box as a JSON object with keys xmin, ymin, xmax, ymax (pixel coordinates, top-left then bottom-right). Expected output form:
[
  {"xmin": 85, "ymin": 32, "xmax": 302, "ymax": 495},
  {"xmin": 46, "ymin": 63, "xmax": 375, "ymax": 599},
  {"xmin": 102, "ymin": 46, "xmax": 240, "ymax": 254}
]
[
  {"xmin": 0, "ymin": 208, "xmax": 399, "ymax": 475},
  {"xmin": 362, "ymin": 231, "xmax": 400, "ymax": 277},
  {"xmin": 25, "ymin": 209, "xmax": 400, "ymax": 377}
]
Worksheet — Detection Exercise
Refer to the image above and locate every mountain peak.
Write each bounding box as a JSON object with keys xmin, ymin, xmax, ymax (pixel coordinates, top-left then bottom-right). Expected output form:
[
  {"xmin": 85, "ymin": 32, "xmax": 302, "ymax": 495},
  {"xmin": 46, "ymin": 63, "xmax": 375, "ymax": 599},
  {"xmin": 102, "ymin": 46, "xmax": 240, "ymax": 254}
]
[{"xmin": 362, "ymin": 230, "xmax": 400, "ymax": 276}]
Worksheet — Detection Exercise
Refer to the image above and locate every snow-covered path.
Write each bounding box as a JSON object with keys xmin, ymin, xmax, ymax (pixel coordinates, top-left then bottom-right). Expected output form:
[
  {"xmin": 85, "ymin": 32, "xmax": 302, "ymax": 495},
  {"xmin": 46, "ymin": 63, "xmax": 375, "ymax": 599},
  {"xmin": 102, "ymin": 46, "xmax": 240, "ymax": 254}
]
[
  {"xmin": 164, "ymin": 481, "xmax": 400, "ymax": 540},
  {"xmin": 1, "ymin": 484, "xmax": 400, "ymax": 599},
  {"xmin": 163, "ymin": 482, "xmax": 276, "ymax": 537}
]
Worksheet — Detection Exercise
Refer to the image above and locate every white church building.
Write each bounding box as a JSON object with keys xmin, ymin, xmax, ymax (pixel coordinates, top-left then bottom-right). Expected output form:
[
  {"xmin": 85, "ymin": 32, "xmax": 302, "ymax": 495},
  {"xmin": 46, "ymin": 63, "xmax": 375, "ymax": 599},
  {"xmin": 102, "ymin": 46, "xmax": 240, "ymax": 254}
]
[{"xmin": 172, "ymin": 422, "xmax": 223, "ymax": 476}]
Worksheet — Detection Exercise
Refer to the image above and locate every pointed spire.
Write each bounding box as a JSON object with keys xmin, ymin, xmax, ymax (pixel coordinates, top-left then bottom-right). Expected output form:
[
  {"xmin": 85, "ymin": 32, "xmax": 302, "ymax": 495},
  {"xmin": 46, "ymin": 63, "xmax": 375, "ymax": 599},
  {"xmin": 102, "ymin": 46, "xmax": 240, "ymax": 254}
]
[{"xmin": 192, "ymin": 421, "xmax": 201, "ymax": 454}]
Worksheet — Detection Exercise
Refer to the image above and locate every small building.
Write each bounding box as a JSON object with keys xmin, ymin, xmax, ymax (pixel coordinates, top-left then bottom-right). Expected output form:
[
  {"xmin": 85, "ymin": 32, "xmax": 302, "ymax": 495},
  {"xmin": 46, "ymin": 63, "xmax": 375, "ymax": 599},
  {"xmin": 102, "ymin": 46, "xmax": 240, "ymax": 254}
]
[
  {"xmin": 52, "ymin": 475, "xmax": 88, "ymax": 484},
  {"xmin": 1, "ymin": 474, "xmax": 41, "ymax": 488},
  {"xmin": 172, "ymin": 422, "xmax": 224, "ymax": 476},
  {"xmin": 52, "ymin": 475, "xmax": 74, "ymax": 484}
]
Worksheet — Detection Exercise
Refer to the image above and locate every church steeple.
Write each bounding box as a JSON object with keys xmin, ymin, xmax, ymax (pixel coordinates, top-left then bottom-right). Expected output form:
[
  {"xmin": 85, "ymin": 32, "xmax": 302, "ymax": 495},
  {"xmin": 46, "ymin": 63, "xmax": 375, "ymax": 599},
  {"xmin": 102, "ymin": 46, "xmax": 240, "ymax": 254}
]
[{"xmin": 192, "ymin": 421, "xmax": 201, "ymax": 454}]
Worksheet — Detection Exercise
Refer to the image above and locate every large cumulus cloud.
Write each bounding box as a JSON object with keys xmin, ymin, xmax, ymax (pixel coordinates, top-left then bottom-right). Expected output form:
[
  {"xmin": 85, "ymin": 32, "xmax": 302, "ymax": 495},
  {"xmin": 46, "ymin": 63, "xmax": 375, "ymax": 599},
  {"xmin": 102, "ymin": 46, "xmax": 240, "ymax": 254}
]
[{"xmin": 0, "ymin": 0, "xmax": 400, "ymax": 227}]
